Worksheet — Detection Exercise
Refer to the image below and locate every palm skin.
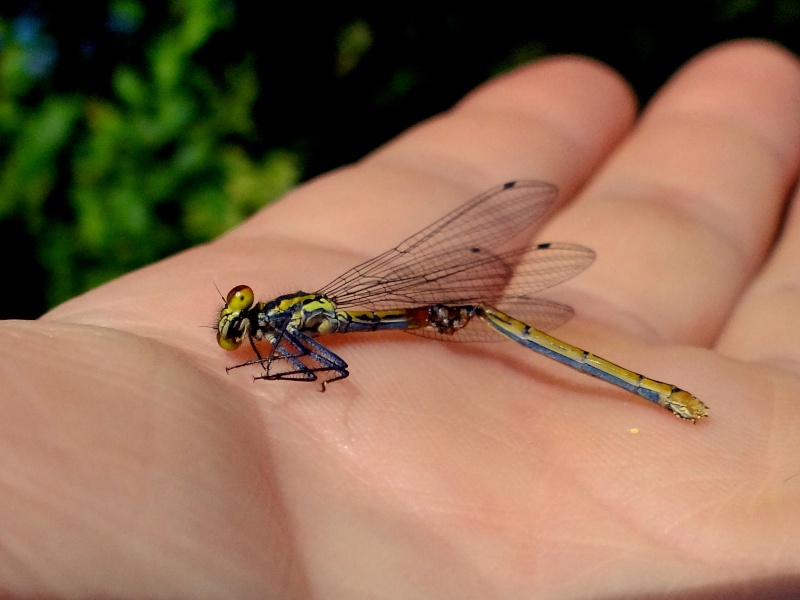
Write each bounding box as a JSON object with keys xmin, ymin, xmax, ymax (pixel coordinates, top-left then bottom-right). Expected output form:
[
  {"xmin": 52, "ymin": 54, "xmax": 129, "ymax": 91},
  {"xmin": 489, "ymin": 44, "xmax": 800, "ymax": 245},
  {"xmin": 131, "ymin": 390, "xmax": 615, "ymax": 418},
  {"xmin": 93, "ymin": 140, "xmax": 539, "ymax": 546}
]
[{"xmin": 2, "ymin": 39, "xmax": 800, "ymax": 598}]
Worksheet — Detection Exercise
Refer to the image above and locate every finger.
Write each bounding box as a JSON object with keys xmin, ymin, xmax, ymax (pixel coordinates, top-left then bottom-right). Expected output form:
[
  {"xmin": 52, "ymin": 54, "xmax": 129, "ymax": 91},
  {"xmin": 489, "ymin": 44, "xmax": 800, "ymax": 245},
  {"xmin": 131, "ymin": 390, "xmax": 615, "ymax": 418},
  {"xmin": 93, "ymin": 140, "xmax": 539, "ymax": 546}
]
[
  {"xmin": 226, "ymin": 55, "xmax": 636, "ymax": 259},
  {"xmin": 715, "ymin": 184, "xmax": 800, "ymax": 368},
  {"xmin": 540, "ymin": 40, "xmax": 800, "ymax": 346}
]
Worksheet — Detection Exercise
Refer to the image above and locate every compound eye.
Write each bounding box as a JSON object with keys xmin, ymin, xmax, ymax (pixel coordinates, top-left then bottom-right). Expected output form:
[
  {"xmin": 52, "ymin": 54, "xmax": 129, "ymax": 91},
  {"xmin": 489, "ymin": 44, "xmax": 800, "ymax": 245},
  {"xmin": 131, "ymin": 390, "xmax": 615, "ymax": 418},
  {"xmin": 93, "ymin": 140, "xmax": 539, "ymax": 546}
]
[
  {"xmin": 225, "ymin": 285, "xmax": 254, "ymax": 311},
  {"xmin": 216, "ymin": 330, "xmax": 243, "ymax": 351}
]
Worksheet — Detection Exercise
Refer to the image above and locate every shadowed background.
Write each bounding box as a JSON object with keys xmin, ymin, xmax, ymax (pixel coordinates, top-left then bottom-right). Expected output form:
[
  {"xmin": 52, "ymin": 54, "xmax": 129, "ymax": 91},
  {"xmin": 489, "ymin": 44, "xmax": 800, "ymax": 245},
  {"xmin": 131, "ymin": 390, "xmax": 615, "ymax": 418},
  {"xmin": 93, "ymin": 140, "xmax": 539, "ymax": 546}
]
[{"xmin": 1, "ymin": 1, "xmax": 799, "ymax": 319}]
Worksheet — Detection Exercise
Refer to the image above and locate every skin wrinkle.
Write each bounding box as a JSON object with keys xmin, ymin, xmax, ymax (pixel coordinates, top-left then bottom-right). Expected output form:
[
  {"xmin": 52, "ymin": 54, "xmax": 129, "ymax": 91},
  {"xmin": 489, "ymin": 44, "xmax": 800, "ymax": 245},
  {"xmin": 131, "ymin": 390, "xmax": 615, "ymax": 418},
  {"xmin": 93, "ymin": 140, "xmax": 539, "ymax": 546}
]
[
  {"xmin": 560, "ymin": 197, "xmax": 723, "ymax": 345},
  {"xmin": 375, "ymin": 111, "xmax": 583, "ymax": 198},
  {"xmin": 366, "ymin": 151, "xmax": 511, "ymax": 214},
  {"xmin": 611, "ymin": 140, "xmax": 784, "ymax": 276},
  {"xmin": 462, "ymin": 58, "xmax": 637, "ymax": 150},
  {"xmin": 452, "ymin": 102, "xmax": 605, "ymax": 183},
  {"xmin": 745, "ymin": 269, "xmax": 800, "ymax": 303},
  {"xmin": 717, "ymin": 288, "xmax": 800, "ymax": 368},
  {"xmin": 632, "ymin": 180, "xmax": 753, "ymax": 273},
  {"xmin": 569, "ymin": 288, "xmax": 644, "ymax": 345},
  {"xmin": 707, "ymin": 287, "xmax": 795, "ymax": 371},
  {"xmin": 765, "ymin": 356, "xmax": 800, "ymax": 376},
  {"xmin": 762, "ymin": 372, "xmax": 794, "ymax": 468},
  {"xmin": 570, "ymin": 140, "xmax": 787, "ymax": 345},
  {"xmin": 606, "ymin": 181, "xmax": 749, "ymax": 336},
  {"xmin": 641, "ymin": 105, "xmax": 800, "ymax": 181}
]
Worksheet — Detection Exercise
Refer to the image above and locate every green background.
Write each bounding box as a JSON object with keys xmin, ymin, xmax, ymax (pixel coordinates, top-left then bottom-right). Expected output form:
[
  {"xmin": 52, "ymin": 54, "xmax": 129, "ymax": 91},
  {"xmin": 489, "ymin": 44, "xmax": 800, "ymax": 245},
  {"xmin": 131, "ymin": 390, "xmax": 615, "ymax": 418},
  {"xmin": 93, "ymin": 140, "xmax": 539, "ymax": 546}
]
[{"xmin": 2, "ymin": 1, "xmax": 799, "ymax": 319}]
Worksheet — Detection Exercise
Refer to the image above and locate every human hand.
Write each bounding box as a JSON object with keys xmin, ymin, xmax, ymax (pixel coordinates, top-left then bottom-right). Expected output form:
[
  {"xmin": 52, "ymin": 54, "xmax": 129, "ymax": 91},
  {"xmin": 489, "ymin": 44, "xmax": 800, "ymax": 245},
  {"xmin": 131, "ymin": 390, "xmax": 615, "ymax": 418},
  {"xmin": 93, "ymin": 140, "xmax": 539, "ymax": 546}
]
[{"xmin": 3, "ymin": 39, "xmax": 800, "ymax": 597}]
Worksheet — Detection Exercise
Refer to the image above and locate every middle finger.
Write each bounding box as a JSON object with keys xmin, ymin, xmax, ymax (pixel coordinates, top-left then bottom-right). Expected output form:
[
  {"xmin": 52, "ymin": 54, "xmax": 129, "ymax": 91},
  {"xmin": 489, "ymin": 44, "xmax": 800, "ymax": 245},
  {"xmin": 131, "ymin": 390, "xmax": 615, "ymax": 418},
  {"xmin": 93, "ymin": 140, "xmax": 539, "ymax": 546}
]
[{"xmin": 543, "ymin": 41, "xmax": 800, "ymax": 346}]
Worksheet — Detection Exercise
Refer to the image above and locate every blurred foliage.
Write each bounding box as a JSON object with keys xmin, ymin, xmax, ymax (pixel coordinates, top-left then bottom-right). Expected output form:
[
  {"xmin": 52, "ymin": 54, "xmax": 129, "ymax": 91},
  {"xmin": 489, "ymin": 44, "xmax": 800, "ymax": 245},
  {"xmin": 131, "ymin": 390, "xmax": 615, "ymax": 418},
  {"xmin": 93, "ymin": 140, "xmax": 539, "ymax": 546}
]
[
  {"xmin": 0, "ymin": 1, "xmax": 799, "ymax": 318},
  {"xmin": 0, "ymin": 0, "xmax": 301, "ymax": 316}
]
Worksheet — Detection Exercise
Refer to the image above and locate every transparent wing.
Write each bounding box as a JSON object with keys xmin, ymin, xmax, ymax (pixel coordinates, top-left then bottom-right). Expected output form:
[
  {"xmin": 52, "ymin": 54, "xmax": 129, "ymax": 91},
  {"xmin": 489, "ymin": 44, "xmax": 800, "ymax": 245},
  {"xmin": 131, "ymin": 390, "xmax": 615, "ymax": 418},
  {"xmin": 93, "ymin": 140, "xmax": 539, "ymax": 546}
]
[
  {"xmin": 317, "ymin": 180, "xmax": 593, "ymax": 310},
  {"xmin": 318, "ymin": 180, "xmax": 567, "ymax": 309}
]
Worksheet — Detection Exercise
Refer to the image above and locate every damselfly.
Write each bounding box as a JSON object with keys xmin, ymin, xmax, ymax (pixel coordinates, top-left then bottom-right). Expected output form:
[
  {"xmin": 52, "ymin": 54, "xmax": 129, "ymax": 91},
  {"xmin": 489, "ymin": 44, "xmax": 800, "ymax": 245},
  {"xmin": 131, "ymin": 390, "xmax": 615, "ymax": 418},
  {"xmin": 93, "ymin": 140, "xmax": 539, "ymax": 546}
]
[{"xmin": 217, "ymin": 181, "xmax": 708, "ymax": 421}]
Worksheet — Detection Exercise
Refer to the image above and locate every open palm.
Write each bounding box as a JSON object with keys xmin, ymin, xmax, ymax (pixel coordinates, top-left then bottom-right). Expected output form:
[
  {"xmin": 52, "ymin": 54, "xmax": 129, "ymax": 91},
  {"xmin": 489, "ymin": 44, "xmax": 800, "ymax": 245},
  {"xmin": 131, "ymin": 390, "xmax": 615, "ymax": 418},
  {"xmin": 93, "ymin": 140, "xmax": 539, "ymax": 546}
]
[{"xmin": 3, "ymin": 40, "xmax": 800, "ymax": 598}]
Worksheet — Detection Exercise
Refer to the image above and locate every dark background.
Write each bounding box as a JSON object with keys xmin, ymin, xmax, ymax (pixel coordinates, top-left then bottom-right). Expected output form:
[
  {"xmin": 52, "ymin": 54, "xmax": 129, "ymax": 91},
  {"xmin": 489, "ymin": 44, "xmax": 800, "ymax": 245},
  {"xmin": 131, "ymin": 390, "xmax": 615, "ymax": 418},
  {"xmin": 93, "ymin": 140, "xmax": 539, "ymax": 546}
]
[{"xmin": 1, "ymin": 1, "xmax": 798, "ymax": 319}]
